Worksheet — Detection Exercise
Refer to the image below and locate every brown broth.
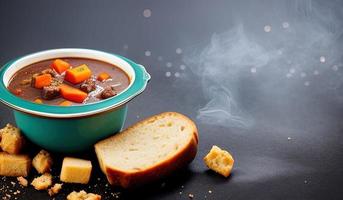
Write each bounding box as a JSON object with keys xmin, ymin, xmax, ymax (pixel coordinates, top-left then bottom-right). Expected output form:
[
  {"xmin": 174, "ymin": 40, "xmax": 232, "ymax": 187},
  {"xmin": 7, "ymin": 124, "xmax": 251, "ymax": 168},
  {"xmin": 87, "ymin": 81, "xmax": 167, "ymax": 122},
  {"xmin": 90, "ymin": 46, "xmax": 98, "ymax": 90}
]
[{"xmin": 7, "ymin": 58, "xmax": 130, "ymax": 106}]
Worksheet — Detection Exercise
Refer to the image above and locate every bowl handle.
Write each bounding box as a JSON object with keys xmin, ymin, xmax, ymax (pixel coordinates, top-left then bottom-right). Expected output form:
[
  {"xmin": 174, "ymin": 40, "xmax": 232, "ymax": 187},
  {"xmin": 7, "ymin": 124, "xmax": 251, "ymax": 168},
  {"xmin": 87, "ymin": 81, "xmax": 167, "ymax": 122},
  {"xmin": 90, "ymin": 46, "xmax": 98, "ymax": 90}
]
[{"xmin": 138, "ymin": 64, "xmax": 151, "ymax": 82}]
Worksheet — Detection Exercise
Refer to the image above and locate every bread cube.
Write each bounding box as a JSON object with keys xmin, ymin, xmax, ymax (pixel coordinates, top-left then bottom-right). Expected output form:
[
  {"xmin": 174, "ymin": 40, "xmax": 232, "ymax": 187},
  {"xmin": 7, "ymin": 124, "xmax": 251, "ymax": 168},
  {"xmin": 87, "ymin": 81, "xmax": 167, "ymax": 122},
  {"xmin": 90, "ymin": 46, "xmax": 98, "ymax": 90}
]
[
  {"xmin": 60, "ymin": 157, "xmax": 92, "ymax": 184},
  {"xmin": 31, "ymin": 173, "xmax": 52, "ymax": 190},
  {"xmin": 203, "ymin": 145, "xmax": 234, "ymax": 177},
  {"xmin": 67, "ymin": 190, "xmax": 101, "ymax": 200},
  {"xmin": 32, "ymin": 150, "xmax": 53, "ymax": 174},
  {"xmin": 0, "ymin": 152, "xmax": 31, "ymax": 177},
  {"xmin": 0, "ymin": 124, "xmax": 24, "ymax": 154}
]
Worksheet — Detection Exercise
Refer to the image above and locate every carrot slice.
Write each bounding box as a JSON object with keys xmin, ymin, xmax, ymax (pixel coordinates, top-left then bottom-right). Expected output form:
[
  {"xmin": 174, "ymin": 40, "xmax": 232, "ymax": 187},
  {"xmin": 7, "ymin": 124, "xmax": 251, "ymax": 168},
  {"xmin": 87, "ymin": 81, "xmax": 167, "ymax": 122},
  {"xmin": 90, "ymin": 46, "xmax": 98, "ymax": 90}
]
[
  {"xmin": 65, "ymin": 64, "xmax": 92, "ymax": 84},
  {"xmin": 59, "ymin": 84, "xmax": 88, "ymax": 103},
  {"xmin": 34, "ymin": 98, "xmax": 43, "ymax": 104},
  {"xmin": 97, "ymin": 72, "xmax": 111, "ymax": 81},
  {"xmin": 59, "ymin": 100, "xmax": 72, "ymax": 106},
  {"xmin": 51, "ymin": 59, "xmax": 70, "ymax": 74},
  {"xmin": 32, "ymin": 74, "xmax": 52, "ymax": 89}
]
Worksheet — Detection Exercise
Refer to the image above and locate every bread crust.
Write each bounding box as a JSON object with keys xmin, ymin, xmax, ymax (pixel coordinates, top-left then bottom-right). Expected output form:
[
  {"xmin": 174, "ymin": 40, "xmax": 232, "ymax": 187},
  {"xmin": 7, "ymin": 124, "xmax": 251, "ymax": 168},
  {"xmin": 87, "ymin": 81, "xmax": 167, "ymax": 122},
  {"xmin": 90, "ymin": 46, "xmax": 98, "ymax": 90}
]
[{"xmin": 95, "ymin": 112, "xmax": 198, "ymax": 188}]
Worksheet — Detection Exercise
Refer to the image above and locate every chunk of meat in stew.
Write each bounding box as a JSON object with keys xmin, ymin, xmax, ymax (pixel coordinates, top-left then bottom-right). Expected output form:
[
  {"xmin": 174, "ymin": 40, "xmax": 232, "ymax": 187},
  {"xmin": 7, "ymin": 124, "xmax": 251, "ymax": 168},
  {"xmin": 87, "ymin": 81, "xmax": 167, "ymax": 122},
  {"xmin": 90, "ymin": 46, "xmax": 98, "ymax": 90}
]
[
  {"xmin": 41, "ymin": 86, "xmax": 60, "ymax": 100},
  {"xmin": 80, "ymin": 78, "xmax": 96, "ymax": 93},
  {"xmin": 100, "ymin": 86, "xmax": 117, "ymax": 99}
]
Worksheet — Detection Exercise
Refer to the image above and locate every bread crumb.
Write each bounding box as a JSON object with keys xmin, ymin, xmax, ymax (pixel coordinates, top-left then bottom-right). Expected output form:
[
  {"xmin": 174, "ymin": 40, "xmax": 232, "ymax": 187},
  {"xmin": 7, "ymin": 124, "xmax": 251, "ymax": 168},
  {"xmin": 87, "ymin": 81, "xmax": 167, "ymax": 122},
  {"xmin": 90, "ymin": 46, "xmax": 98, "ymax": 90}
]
[
  {"xmin": 48, "ymin": 183, "xmax": 63, "ymax": 196},
  {"xmin": 188, "ymin": 193, "xmax": 194, "ymax": 199},
  {"xmin": 110, "ymin": 192, "xmax": 120, "ymax": 199},
  {"xmin": 0, "ymin": 124, "xmax": 24, "ymax": 154},
  {"xmin": 208, "ymin": 190, "xmax": 212, "ymax": 194},
  {"xmin": 31, "ymin": 173, "xmax": 52, "ymax": 190},
  {"xmin": 32, "ymin": 150, "xmax": 53, "ymax": 174},
  {"xmin": 204, "ymin": 145, "xmax": 234, "ymax": 177},
  {"xmin": 13, "ymin": 190, "xmax": 20, "ymax": 195},
  {"xmin": 160, "ymin": 182, "xmax": 166, "ymax": 188},
  {"xmin": 67, "ymin": 190, "xmax": 101, "ymax": 200}
]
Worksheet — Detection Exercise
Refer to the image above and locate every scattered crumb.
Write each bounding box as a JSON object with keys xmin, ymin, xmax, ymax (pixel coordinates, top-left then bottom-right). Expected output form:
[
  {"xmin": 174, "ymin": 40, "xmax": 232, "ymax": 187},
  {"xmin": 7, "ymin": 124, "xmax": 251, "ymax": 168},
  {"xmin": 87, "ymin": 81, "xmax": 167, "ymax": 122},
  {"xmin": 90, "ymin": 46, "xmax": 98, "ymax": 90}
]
[
  {"xmin": 17, "ymin": 177, "xmax": 28, "ymax": 187},
  {"xmin": 110, "ymin": 192, "xmax": 120, "ymax": 199},
  {"xmin": 188, "ymin": 193, "xmax": 194, "ymax": 199},
  {"xmin": 13, "ymin": 190, "xmax": 20, "ymax": 195},
  {"xmin": 160, "ymin": 182, "xmax": 166, "ymax": 188},
  {"xmin": 209, "ymin": 190, "xmax": 212, "ymax": 194},
  {"xmin": 48, "ymin": 183, "xmax": 63, "ymax": 196},
  {"xmin": 31, "ymin": 173, "xmax": 53, "ymax": 190},
  {"xmin": 67, "ymin": 190, "xmax": 101, "ymax": 200}
]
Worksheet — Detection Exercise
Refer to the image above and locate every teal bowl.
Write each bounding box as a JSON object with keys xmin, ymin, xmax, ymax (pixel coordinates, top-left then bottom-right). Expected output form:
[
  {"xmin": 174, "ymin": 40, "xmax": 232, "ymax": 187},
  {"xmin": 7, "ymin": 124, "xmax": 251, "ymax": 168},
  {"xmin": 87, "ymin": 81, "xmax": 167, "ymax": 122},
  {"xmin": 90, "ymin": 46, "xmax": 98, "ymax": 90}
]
[{"xmin": 0, "ymin": 48, "xmax": 151, "ymax": 153}]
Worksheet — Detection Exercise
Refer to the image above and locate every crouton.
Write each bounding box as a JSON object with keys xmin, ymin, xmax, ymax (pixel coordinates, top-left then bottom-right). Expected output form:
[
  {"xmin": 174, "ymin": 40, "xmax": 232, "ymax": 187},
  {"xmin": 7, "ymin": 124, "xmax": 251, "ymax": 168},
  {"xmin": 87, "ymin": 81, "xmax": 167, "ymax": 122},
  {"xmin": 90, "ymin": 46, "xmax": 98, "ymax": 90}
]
[
  {"xmin": 31, "ymin": 173, "xmax": 52, "ymax": 190},
  {"xmin": 32, "ymin": 150, "xmax": 53, "ymax": 174},
  {"xmin": 48, "ymin": 183, "xmax": 63, "ymax": 196},
  {"xmin": 0, "ymin": 124, "xmax": 24, "ymax": 154},
  {"xmin": 204, "ymin": 145, "xmax": 234, "ymax": 177},
  {"xmin": 0, "ymin": 152, "xmax": 31, "ymax": 177},
  {"xmin": 67, "ymin": 190, "xmax": 101, "ymax": 200},
  {"xmin": 60, "ymin": 157, "xmax": 92, "ymax": 184}
]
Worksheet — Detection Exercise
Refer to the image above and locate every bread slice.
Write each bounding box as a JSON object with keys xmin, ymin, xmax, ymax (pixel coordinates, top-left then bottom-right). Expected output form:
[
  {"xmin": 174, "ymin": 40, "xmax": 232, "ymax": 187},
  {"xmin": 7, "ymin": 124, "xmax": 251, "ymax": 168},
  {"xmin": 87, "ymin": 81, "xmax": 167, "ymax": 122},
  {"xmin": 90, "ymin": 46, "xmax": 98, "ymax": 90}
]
[{"xmin": 95, "ymin": 112, "xmax": 198, "ymax": 188}]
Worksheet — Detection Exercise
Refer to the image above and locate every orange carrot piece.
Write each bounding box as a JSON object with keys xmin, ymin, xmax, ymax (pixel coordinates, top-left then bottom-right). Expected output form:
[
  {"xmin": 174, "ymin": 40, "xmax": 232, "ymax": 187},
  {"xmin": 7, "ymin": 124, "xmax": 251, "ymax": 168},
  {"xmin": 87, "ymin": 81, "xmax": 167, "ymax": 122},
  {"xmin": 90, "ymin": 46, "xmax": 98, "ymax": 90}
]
[
  {"xmin": 33, "ymin": 74, "xmax": 52, "ymax": 89},
  {"xmin": 65, "ymin": 64, "xmax": 92, "ymax": 84},
  {"xmin": 97, "ymin": 72, "xmax": 111, "ymax": 81},
  {"xmin": 34, "ymin": 98, "xmax": 43, "ymax": 104},
  {"xmin": 59, "ymin": 84, "xmax": 88, "ymax": 103},
  {"xmin": 51, "ymin": 59, "xmax": 70, "ymax": 74},
  {"xmin": 59, "ymin": 100, "xmax": 72, "ymax": 106}
]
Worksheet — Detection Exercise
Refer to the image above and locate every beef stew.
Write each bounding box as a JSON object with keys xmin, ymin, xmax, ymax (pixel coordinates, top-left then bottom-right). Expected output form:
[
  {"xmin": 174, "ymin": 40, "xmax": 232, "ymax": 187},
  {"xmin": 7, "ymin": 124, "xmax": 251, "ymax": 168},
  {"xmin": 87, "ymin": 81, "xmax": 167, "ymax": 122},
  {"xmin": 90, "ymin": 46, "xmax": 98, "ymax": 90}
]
[{"xmin": 7, "ymin": 58, "xmax": 130, "ymax": 106}]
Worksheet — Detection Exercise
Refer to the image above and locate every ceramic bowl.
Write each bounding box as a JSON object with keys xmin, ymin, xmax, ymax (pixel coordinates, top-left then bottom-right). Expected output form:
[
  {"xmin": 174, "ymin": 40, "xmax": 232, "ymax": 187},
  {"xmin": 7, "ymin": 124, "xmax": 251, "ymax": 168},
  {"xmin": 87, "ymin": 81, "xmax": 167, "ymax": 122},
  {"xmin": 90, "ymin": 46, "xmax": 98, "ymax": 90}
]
[{"xmin": 0, "ymin": 48, "xmax": 151, "ymax": 152}]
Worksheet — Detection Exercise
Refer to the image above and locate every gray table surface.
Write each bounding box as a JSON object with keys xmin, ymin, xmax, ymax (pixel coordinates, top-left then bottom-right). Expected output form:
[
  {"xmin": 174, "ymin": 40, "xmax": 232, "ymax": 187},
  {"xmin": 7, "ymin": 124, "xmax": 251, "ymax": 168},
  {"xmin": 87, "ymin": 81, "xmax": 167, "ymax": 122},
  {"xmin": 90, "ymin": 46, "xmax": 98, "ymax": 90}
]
[{"xmin": 0, "ymin": 0, "xmax": 343, "ymax": 199}]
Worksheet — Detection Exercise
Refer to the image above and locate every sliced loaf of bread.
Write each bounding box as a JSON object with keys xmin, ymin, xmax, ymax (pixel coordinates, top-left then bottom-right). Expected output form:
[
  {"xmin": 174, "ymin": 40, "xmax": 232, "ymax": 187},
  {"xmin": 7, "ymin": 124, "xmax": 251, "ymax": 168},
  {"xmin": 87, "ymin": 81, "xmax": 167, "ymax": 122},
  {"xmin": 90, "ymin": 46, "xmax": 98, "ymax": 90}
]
[{"xmin": 94, "ymin": 112, "xmax": 198, "ymax": 188}]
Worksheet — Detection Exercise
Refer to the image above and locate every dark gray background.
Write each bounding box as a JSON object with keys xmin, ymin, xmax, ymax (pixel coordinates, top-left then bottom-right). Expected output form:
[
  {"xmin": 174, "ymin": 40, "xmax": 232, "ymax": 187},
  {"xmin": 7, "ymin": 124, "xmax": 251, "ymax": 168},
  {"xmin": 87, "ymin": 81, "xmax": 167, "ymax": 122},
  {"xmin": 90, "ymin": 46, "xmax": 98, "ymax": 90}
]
[{"xmin": 0, "ymin": 0, "xmax": 343, "ymax": 199}]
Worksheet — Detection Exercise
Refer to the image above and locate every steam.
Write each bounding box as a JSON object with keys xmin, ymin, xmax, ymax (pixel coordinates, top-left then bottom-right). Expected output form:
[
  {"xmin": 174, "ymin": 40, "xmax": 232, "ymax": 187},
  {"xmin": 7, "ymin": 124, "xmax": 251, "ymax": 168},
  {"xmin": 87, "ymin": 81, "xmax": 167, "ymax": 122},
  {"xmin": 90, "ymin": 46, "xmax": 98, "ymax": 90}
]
[
  {"xmin": 183, "ymin": 1, "xmax": 343, "ymax": 128},
  {"xmin": 235, "ymin": 156, "xmax": 313, "ymax": 183}
]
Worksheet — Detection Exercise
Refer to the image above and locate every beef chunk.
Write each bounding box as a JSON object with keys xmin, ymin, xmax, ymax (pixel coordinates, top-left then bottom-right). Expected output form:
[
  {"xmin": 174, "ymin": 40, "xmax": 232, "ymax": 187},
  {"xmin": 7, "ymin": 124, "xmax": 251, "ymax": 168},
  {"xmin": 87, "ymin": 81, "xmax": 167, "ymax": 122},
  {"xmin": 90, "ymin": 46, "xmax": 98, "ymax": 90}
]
[
  {"xmin": 80, "ymin": 78, "xmax": 96, "ymax": 93},
  {"xmin": 41, "ymin": 69, "xmax": 58, "ymax": 77},
  {"xmin": 41, "ymin": 86, "xmax": 60, "ymax": 100},
  {"xmin": 100, "ymin": 86, "xmax": 117, "ymax": 99},
  {"xmin": 50, "ymin": 78, "xmax": 63, "ymax": 87}
]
